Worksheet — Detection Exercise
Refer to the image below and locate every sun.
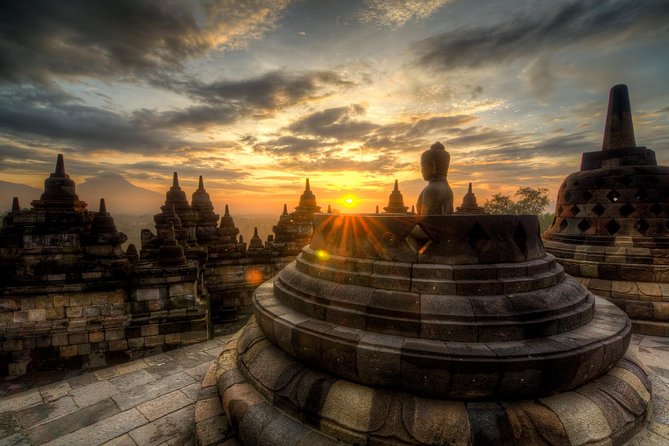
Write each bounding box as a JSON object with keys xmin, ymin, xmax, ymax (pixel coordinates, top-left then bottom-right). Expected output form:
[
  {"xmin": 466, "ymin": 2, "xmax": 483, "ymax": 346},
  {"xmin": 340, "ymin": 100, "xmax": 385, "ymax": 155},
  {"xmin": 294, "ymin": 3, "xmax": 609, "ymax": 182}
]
[{"xmin": 342, "ymin": 195, "xmax": 357, "ymax": 208}]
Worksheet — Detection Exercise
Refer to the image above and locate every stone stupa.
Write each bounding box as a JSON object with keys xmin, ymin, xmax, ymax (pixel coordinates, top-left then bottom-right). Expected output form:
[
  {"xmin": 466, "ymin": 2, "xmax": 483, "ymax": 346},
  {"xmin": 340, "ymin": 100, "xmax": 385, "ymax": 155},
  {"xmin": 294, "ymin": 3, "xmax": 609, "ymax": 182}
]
[
  {"xmin": 204, "ymin": 143, "xmax": 651, "ymax": 445},
  {"xmin": 544, "ymin": 84, "xmax": 669, "ymax": 336}
]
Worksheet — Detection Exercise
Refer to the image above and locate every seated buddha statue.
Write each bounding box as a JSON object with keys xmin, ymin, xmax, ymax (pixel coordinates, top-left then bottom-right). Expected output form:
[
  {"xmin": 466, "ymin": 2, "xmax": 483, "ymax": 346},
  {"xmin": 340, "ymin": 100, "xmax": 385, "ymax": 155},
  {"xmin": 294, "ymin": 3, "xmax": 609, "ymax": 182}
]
[{"xmin": 417, "ymin": 142, "xmax": 454, "ymax": 215}]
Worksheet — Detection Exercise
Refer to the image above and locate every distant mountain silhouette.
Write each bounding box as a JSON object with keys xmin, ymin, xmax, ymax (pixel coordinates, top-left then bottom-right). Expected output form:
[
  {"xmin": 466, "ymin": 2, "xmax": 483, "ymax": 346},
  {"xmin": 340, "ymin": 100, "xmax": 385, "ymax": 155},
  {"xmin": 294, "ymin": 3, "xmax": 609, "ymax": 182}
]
[
  {"xmin": 78, "ymin": 172, "xmax": 163, "ymax": 215},
  {"xmin": 0, "ymin": 181, "xmax": 41, "ymax": 210}
]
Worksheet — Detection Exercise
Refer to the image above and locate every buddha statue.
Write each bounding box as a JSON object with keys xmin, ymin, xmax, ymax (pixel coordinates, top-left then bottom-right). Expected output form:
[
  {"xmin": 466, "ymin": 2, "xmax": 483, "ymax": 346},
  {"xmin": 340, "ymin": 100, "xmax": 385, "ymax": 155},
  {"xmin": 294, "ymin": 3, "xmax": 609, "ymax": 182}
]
[{"xmin": 416, "ymin": 142, "xmax": 454, "ymax": 215}]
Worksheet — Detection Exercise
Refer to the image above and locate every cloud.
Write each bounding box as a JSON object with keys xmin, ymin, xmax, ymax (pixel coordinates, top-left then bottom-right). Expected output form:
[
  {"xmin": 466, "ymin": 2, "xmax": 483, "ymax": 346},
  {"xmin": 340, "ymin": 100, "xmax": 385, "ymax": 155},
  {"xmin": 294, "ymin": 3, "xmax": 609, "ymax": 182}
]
[
  {"xmin": 412, "ymin": 0, "xmax": 669, "ymax": 71},
  {"xmin": 0, "ymin": 0, "xmax": 293, "ymax": 85},
  {"xmin": 357, "ymin": 0, "xmax": 450, "ymax": 29},
  {"xmin": 0, "ymin": 86, "xmax": 182, "ymax": 151},
  {"xmin": 288, "ymin": 105, "xmax": 379, "ymax": 140},
  {"xmin": 522, "ymin": 56, "xmax": 556, "ymax": 101}
]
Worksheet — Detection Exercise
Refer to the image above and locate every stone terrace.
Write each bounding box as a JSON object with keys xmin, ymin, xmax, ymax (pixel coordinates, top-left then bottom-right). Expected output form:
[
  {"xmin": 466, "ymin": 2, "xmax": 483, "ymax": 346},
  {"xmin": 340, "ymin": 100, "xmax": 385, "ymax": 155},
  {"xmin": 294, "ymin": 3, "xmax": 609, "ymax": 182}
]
[{"xmin": 0, "ymin": 330, "xmax": 668, "ymax": 446}]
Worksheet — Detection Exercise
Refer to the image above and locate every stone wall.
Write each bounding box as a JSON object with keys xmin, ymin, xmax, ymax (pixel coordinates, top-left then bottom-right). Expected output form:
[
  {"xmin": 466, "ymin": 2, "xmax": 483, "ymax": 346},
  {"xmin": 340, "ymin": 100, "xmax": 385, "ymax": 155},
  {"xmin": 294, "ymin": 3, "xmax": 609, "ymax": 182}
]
[
  {"xmin": 204, "ymin": 256, "xmax": 295, "ymax": 322},
  {"xmin": 0, "ymin": 262, "xmax": 207, "ymax": 376}
]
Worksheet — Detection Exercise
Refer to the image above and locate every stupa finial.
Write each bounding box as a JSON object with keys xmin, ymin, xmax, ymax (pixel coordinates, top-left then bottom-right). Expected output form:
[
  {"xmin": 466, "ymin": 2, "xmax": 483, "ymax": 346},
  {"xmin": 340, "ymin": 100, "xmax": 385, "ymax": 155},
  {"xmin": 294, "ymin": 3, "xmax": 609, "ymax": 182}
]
[
  {"xmin": 198, "ymin": 175, "xmax": 204, "ymax": 190},
  {"xmin": 468, "ymin": 182, "xmax": 473, "ymax": 194},
  {"xmin": 305, "ymin": 178, "xmax": 311, "ymax": 192},
  {"xmin": 55, "ymin": 154, "xmax": 65, "ymax": 176},
  {"xmin": 375, "ymin": 205, "xmax": 379, "ymax": 214},
  {"xmin": 224, "ymin": 204, "xmax": 230, "ymax": 216},
  {"xmin": 282, "ymin": 204, "xmax": 288, "ymax": 215},
  {"xmin": 394, "ymin": 179, "xmax": 399, "ymax": 192},
  {"xmin": 99, "ymin": 198, "xmax": 107, "ymax": 214},
  {"xmin": 172, "ymin": 172, "xmax": 179, "ymax": 188},
  {"xmin": 253, "ymin": 227, "xmax": 259, "ymax": 237},
  {"xmin": 602, "ymin": 84, "xmax": 636, "ymax": 150},
  {"xmin": 11, "ymin": 197, "xmax": 19, "ymax": 211}
]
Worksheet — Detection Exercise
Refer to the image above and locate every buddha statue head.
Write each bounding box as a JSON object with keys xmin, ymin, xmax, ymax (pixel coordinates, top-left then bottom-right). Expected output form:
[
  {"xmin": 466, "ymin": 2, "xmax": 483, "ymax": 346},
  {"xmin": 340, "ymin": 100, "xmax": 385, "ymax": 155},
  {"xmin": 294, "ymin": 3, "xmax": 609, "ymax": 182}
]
[{"xmin": 420, "ymin": 142, "xmax": 450, "ymax": 182}]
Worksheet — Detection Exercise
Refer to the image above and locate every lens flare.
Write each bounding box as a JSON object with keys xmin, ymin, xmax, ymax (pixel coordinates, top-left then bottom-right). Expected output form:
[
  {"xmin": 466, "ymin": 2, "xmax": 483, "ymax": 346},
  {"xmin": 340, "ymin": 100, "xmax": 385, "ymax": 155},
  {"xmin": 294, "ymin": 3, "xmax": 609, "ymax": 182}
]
[{"xmin": 315, "ymin": 249, "xmax": 330, "ymax": 261}]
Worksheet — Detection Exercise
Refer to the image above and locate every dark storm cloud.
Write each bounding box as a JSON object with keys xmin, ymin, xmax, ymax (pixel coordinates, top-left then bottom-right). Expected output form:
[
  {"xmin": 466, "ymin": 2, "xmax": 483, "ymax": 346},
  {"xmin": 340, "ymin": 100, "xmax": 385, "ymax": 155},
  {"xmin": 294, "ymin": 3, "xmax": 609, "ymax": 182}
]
[
  {"xmin": 148, "ymin": 70, "xmax": 353, "ymax": 129},
  {"xmin": 0, "ymin": 87, "xmax": 182, "ymax": 151},
  {"xmin": 0, "ymin": 0, "xmax": 204, "ymax": 84},
  {"xmin": 288, "ymin": 105, "xmax": 379, "ymax": 140},
  {"xmin": 253, "ymin": 136, "xmax": 333, "ymax": 155},
  {"xmin": 0, "ymin": 0, "xmax": 292, "ymax": 85},
  {"xmin": 277, "ymin": 154, "xmax": 410, "ymax": 174},
  {"xmin": 180, "ymin": 71, "xmax": 352, "ymax": 110},
  {"xmin": 413, "ymin": 0, "xmax": 669, "ymax": 70}
]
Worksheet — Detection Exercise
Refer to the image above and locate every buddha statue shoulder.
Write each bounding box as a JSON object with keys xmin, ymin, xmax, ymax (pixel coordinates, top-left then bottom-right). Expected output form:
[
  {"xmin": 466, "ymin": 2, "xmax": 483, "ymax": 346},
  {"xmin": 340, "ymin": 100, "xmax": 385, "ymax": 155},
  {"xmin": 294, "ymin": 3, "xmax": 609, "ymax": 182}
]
[{"xmin": 417, "ymin": 142, "xmax": 454, "ymax": 215}]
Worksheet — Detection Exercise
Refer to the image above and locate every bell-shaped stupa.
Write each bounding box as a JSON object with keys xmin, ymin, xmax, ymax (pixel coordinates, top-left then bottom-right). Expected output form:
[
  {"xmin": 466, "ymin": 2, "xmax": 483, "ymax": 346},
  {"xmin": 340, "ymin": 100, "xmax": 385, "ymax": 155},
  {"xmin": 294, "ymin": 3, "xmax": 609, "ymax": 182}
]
[
  {"xmin": 31, "ymin": 154, "xmax": 87, "ymax": 212},
  {"xmin": 205, "ymin": 145, "xmax": 651, "ymax": 446},
  {"xmin": 191, "ymin": 176, "xmax": 220, "ymax": 244},
  {"xmin": 383, "ymin": 179, "xmax": 409, "ymax": 213},
  {"xmin": 544, "ymin": 84, "xmax": 669, "ymax": 336},
  {"xmin": 456, "ymin": 182, "xmax": 486, "ymax": 214}
]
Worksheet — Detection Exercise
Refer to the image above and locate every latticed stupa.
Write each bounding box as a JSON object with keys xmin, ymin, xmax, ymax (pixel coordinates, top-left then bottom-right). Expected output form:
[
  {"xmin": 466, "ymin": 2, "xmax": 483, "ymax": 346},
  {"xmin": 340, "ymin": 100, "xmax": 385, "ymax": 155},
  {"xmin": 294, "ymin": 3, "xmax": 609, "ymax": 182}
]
[
  {"xmin": 271, "ymin": 179, "xmax": 322, "ymax": 254},
  {"xmin": 544, "ymin": 84, "xmax": 669, "ymax": 336},
  {"xmin": 206, "ymin": 144, "xmax": 651, "ymax": 446}
]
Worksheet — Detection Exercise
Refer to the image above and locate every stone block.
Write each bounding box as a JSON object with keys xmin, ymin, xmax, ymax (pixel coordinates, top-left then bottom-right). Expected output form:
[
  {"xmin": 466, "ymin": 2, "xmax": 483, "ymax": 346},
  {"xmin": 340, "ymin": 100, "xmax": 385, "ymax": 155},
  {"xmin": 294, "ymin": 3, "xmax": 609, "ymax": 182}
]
[
  {"xmin": 169, "ymin": 282, "xmax": 195, "ymax": 297},
  {"xmin": 60, "ymin": 345, "xmax": 78, "ymax": 357},
  {"xmin": 109, "ymin": 339, "xmax": 128, "ymax": 351},
  {"xmin": 105, "ymin": 328, "xmax": 125, "ymax": 341},
  {"xmin": 46, "ymin": 307, "xmax": 65, "ymax": 320},
  {"xmin": 165, "ymin": 333, "xmax": 181, "ymax": 344},
  {"xmin": 66, "ymin": 306, "xmax": 83, "ymax": 318},
  {"xmin": 128, "ymin": 337, "xmax": 145, "ymax": 350},
  {"xmin": 20, "ymin": 298, "xmax": 36, "ymax": 310},
  {"xmin": 3, "ymin": 339, "xmax": 23, "ymax": 351},
  {"xmin": 107, "ymin": 291, "xmax": 126, "ymax": 305},
  {"xmin": 141, "ymin": 324, "xmax": 159, "ymax": 337},
  {"xmin": 0, "ymin": 298, "xmax": 20, "ymax": 311},
  {"xmin": 13, "ymin": 311, "xmax": 28, "ymax": 323},
  {"xmin": 78, "ymin": 343, "xmax": 92, "ymax": 355},
  {"xmin": 8, "ymin": 361, "xmax": 29, "ymax": 376},
  {"xmin": 145, "ymin": 335, "xmax": 165, "ymax": 347},
  {"xmin": 83, "ymin": 306, "xmax": 101, "ymax": 317},
  {"xmin": 135, "ymin": 288, "xmax": 161, "ymax": 301},
  {"xmin": 35, "ymin": 296, "xmax": 53, "ymax": 308},
  {"xmin": 146, "ymin": 300, "xmax": 164, "ymax": 312},
  {"xmin": 53, "ymin": 295, "xmax": 69, "ymax": 307},
  {"xmin": 52, "ymin": 333, "xmax": 69, "ymax": 346},
  {"xmin": 69, "ymin": 333, "xmax": 87, "ymax": 344},
  {"xmin": 70, "ymin": 294, "xmax": 92, "ymax": 307},
  {"xmin": 88, "ymin": 331, "xmax": 105, "ymax": 342},
  {"xmin": 27, "ymin": 308, "xmax": 47, "ymax": 321}
]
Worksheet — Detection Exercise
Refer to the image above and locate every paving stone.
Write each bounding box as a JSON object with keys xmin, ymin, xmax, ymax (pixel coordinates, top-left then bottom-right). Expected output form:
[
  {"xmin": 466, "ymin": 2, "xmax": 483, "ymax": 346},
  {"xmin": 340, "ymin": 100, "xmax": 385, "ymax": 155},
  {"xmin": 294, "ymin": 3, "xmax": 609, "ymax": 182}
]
[
  {"xmin": 15, "ymin": 396, "xmax": 78, "ymax": 429},
  {"xmin": 195, "ymin": 397, "xmax": 223, "ymax": 423},
  {"xmin": 66, "ymin": 372, "xmax": 98, "ymax": 389},
  {"xmin": 145, "ymin": 360, "xmax": 185, "ymax": 380},
  {"xmin": 112, "ymin": 372, "xmax": 195, "ymax": 411},
  {"xmin": 194, "ymin": 415, "xmax": 230, "ymax": 446},
  {"xmin": 101, "ymin": 433, "xmax": 137, "ymax": 446},
  {"xmin": 110, "ymin": 369, "xmax": 156, "ymax": 393},
  {"xmin": 0, "ymin": 432, "xmax": 30, "ymax": 446},
  {"xmin": 27, "ymin": 398, "xmax": 120, "ymax": 445},
  {"xmin": 0, "ymin": 413, "xmax": 22, "ymax": 439},
  {"xmin": 115, "ymin": 359, "xmax": 149, "ymax": 376},
  {"xmin": 185, "ymin": 361, "xmax": 214, "ymax": 382},
  {"xmin": 95, "ymin": 368, "xmax": 121, "ymax": 381},
  {"xmin": 180, "ymin": 383, "xmax": 201, "ymax": 402},
  {"xmin": 129, "ymin": 406, "xmax": 193, "ymax": 446},
  {"xmin": 136, "ymin": 390, "xmax": 193, "ymax": 421},
  {"xmin": 71, "ymin": 379, "xmax": 120, "ymax": 408},
  {"xmin": 38, "ymin": 382, "xmax": 71, "ymax": 404},
  {"xmin": 0, "ymin": 390, "xmax": 42, "ymax": 414},
  {"xmin": 42, "ymin": 408, "xmax": 147, "ymax": 446}
]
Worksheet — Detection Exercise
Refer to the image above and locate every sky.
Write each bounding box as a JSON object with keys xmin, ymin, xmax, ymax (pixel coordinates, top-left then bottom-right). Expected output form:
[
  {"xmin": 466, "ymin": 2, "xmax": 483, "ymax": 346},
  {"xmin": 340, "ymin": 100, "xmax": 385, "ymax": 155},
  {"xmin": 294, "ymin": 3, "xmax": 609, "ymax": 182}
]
[{"xmin": 1, "ymin": 0, "xmax": 668, "ymax": 214}]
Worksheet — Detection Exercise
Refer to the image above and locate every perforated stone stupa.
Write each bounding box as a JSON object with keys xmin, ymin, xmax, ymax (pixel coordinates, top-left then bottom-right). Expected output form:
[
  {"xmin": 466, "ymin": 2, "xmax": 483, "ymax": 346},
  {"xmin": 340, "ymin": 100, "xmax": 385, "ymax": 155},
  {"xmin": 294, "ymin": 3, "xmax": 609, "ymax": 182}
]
[
  {"xmin": 544, "ymin": 84, "xmax": 669, "ymax": 336},
  {"xmin": 210, "ymin": 148, "xmax": 651, "ymax": 445}
]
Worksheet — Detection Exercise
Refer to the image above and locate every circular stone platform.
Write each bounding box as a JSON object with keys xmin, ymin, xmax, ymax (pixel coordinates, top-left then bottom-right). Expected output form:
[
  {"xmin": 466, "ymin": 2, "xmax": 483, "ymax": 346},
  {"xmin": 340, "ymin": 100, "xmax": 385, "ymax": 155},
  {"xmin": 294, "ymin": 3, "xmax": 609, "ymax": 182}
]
[{"xmin": 212, "ymin": 214, "xmax": 652, "ymax": 445}]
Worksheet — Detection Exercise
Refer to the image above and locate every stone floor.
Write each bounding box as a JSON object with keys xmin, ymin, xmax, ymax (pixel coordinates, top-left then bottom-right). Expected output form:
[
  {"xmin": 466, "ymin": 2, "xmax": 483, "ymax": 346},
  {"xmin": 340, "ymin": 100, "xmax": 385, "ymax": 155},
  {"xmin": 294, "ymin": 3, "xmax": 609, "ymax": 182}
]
[{"xmin": 0, "ymin": 332, "xmax": 668, "ymax": 446}]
